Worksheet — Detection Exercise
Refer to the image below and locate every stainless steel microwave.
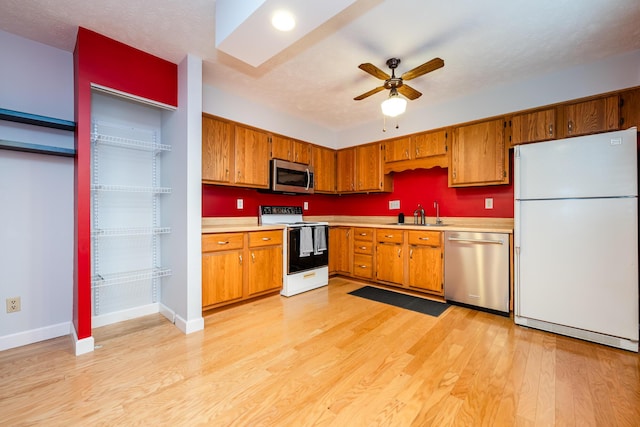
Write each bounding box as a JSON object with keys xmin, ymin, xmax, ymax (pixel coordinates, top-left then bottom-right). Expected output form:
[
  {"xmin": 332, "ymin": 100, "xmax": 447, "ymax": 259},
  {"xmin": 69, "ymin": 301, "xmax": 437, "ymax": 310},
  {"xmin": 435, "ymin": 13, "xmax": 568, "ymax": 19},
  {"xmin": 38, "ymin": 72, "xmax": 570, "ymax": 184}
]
[{"xmin": 270, "ymin": 159, "xmax": 314, "ymax": 194}]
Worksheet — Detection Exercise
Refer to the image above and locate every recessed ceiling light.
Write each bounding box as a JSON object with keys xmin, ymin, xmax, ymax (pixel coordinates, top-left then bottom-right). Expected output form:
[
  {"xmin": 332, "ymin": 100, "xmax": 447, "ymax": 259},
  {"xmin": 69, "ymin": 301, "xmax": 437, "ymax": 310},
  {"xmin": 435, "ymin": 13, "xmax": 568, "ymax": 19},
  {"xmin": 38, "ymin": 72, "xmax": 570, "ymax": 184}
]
[{"xmin": 271, "ymin": 10, "xmax": 296, "ymax": 32}]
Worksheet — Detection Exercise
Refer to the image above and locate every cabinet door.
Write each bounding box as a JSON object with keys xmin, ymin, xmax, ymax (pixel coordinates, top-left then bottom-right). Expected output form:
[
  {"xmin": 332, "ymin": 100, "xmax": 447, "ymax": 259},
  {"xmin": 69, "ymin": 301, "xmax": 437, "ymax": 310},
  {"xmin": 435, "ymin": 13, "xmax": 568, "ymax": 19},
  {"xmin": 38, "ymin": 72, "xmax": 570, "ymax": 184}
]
[
  {"xmin": 408, "ymin": 245, "xmax": 443, "ymax": 294},
  {"xmin": 336, "ymin": 147, "xmax": 356, "ymax": 192},
  {"xmin": 234, "ymin": 125, "xmax": 270, "ymax": 187},
  {"xmin": 356, "ymin": 143, "xmax": 384, "ymax": 191},
  {"xmin": 385, "ymin": 137, "xmax": 412, "ymax": 162},
  {"xmin": 375, "ymin": 243, "xmax": 403, "ymax": 285},
  {"xmin": 270, "ymin": 135, "xmax": 292, "ymax": 161},
  {"xmin": 202, "ymin": 116, "xmax": 233, "ymax": 183},
  {"xmin": 312, "ymin": 145, "xmax": 336, "ymax": 193},
  {"xmin": 329, "ymin": 227, "xmax": 351, "ymax": 274},
  {"xmin": 564, "ymin": 95, "xmax": 620, "ymax": 137},
  {"xmin": 202, "ymin": 250, "xmax": 243, "ymax": 307},
  {"xmin": 292, "ymin": 140, "xmax": 311, "ymax": 164},
  {"xmin": 450, "ymin": 119, "xmax": 507, "ymax": 187},
  {"xmin": 511, "ymin": 108, "xmax": 556, "ymax": 146},
  {"xmin": 413, "ymin": 129, "xmax": 447, "ymax": 158},
  {"xmin": 247, "ymin": 246, "xmax": 283, "ymax": 296},
  {"xmin": 620, "ymin": 88, "xmax": 640, "ymax": 130}
]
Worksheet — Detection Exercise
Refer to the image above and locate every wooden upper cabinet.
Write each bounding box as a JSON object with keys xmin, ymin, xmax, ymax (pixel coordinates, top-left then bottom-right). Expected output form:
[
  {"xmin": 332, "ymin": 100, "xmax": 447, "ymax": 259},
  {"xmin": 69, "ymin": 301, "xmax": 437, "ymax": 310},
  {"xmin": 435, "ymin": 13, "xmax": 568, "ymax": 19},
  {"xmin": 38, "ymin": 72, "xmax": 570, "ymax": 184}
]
[
  {"xmin": 510, "ymin": 108, "xmax": 556, "ymax": 146},
  {"xmin": 270, "ymin": 134, "xmax": 292, "ymax": 161},
  {"xmin": 234, "ymin": 125, "xmax": 270, "ymax": 188},
  {"xmin": 385, "ymin": 137, "xmax": 412, "ymax": 162},
  {"xmin": 336, "ymin": 147, "xmax": 356, "ymax": 192},
  {"xmin": 620, "ymin": 88, "xmax": 640, "ymax": 130},
  {"xmin": 292, "ymin": 140, "xmax": 311, "ymax": 164},
  {"xmin": 311, "ymin": 145, "xmax": 336, "ymax": 193},
  {"xmin": 413, "ymin": 129, "xmax": 448, "ymax": 158},
  {"xmin": 450, "ymin": 118, "xmax": 508, "ymax": 187},
  {"xmin": 202, "ymin": 115, "xmax": 233, "ymax": 183},
  {"xmin": 270, "ymin": 135, "xmax": 311, "ymax": 164},
  {"xmin": 562, "ymin": 95, "xmax": 620, "ymax": 137},
  {"xmin": 356, "ymin": 142, "xmax": 390, "ymax": 192}
]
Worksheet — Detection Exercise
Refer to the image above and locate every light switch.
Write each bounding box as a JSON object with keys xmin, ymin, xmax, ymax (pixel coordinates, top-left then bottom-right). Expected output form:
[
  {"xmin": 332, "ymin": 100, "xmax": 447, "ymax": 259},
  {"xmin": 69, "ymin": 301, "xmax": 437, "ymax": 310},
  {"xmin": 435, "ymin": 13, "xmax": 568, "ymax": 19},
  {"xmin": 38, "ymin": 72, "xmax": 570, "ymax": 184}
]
[
  {"xmin": 303, "ymin": 201, "xmax": 309, "ymax": 210},
  {"xmin": 485, "ymin": 198, "xmax": 493, "ymax": 209},
  {"xmin": 236, "ymin": 199, "xmax": 243, "ymax": 209}
]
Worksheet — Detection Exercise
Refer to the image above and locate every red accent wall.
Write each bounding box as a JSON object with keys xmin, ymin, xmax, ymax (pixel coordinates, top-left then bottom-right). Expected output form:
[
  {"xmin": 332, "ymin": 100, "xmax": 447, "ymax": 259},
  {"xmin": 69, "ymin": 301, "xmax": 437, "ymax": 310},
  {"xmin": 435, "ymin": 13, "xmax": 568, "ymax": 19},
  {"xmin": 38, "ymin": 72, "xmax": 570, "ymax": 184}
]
[
  {"xmin": 203, "ymin": 160, "xmax": 514, "ymax": 218},
  {"xmin": 73, "ymin": 28, "xmax": 177, "ymax": 340}
]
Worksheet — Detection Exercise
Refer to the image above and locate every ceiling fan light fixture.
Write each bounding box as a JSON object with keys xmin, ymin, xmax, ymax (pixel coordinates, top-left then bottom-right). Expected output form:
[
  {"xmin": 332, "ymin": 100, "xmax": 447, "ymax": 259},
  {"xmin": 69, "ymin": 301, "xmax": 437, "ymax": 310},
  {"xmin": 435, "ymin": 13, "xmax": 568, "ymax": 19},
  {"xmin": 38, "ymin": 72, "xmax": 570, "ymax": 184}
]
[
  {"xmin": 381, "ymin": 89, "xmax": 407, "ymax": 117},
  {"xmin": 271, "ymin": 10, "xmax": 296, "ymax": 32}
]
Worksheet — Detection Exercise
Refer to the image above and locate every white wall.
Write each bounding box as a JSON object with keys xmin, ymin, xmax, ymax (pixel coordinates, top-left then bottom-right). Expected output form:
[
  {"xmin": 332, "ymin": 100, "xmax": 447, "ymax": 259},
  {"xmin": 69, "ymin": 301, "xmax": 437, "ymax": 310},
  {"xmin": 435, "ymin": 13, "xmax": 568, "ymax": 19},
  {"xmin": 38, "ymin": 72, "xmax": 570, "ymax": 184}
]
[
  {"xmin": 0, "ymin": 30, "xmax": 74, "ymax": 350},
  {"xmin": 161, "ymin": 54, "xmax": 204, "ymax": 333},
  {"xmin": 202, "ymin": 84, "xmax": 339, "ymax": 148}
]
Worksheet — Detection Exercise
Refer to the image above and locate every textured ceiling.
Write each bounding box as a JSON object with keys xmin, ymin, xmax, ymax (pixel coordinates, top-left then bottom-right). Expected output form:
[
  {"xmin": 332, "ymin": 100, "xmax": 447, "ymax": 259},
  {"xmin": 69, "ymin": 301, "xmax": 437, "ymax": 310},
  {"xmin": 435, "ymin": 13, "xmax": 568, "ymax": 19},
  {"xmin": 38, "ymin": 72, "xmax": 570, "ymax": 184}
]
[{"xmin": 1, "ymin": 0, "xmax": 639, "ymax": 131}]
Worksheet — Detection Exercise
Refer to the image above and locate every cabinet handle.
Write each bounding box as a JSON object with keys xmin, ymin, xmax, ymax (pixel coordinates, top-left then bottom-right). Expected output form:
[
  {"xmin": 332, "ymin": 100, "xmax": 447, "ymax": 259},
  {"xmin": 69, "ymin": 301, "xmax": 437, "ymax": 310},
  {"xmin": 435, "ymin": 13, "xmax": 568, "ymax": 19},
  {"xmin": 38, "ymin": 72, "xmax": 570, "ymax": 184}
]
[
  {"xmin": 261, "ymin": 237, "xmax": 271, "ymax": 241},
  {"xmin": 251, "ymin": 252, "xmax": 255, "ymax": 263},
  {"xmin": 548, "ymin": 123, "xmax": 553, "ymax": 137},
  {"xmin": 405, "ymin": 149, "xmax": 409, "ymax": 158},
  {"xmin": 415, "ymin": 148, "xmax": 420, "ymax": 156},
  {"xmin": 419, "ymin": 237, "xmax": 430, "ymax": 241},
  {"xmin": 239, "ymin": 254, "xmax": 243, "ymax": 265},
  {"xmin": 360, "ymin": 246, "xmax": 367, "ymax": 250},
  {"xmin": 567, "ymin": 120, "xmax": 573, "ymax": 134},
  {"xmin": 410, "ymin": 249, "xmax": 413, "ymax": 259},
  {"xmin": 384, "ymin": 234, "xmax": 394, "ymax": 238},
  {"xmin": 397, "ymin": 248, "xmax": 402, "ymax": 257},
  {"xmin": 346, "ymin": 230, "xmax": 351, "ymax": 237},
  {"xmin": 358, "ymin": 265, "xmax": 368, "ymax": 268},
  {"xmin": 225, "ymin": 169, "xmax": 229, "ymax": 176},
  {"xmin": 359, "ymin": 233, "xmax": 367, "ymax": 236},
  {"xmin": 217, "ymin": 241, "xmax": 230, "ymax": 245}
]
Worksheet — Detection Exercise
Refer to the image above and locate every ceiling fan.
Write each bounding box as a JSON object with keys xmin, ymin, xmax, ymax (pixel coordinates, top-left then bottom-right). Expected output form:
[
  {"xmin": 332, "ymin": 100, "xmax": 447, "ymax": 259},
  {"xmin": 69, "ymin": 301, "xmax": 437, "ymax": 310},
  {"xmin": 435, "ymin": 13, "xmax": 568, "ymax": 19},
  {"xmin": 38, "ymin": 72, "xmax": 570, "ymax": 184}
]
[{"xmin": 354, "ymin": 57, "xmax": 444, "ymax": 116}]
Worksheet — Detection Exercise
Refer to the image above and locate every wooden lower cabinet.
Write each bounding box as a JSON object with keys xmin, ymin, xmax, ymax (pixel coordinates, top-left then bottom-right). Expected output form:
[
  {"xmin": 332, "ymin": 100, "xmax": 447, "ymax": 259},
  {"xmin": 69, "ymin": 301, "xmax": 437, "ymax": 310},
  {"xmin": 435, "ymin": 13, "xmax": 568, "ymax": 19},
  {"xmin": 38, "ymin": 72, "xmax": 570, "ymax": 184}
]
[
  {"xmin": 202, "ymin": 230, "xmax": 283, "ymax": 310},
  {"xmin": 247, "ymin": 245, "xmax": 282, "ymax": 296},
  {"xmin": 329, "ymin": 227, "xmax": 351, "ymax": 274},
  {"xmin": 338, "ymin": 227, "xmax": 444, "ymax": 297},
  {"xmin": 375, "ymin": 243, "xmax": 403, "ymax": 285}
]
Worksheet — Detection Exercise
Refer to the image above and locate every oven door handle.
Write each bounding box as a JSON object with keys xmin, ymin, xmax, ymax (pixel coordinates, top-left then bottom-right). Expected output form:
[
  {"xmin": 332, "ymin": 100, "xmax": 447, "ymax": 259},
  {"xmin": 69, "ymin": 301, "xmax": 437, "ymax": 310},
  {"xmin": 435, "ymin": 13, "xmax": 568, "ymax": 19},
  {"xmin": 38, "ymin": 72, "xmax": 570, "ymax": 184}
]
[{"xmin": 305, "ymin": 168, "xmax": 310, "ymax": 191}]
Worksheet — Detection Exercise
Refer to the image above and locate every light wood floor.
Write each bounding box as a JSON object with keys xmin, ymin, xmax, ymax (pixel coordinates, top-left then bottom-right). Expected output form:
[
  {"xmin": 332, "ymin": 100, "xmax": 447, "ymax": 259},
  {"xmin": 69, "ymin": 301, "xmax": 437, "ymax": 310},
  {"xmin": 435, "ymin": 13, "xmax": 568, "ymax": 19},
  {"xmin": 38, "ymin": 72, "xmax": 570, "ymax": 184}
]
[{"xmin": 1, "ymin": 277, "xmax": 639, "ymax": 426}]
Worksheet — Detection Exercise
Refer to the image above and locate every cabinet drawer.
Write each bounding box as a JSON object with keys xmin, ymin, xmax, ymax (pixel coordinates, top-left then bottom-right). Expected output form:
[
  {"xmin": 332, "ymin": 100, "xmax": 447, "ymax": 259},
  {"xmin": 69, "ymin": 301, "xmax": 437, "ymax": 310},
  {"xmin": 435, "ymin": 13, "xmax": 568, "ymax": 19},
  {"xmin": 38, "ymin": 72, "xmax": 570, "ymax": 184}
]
[
  {"xmin": 353, "ymin": 241, "xmax": 373, "ymax": 255},
  {"xmin": 353, "ymin": 254, "xmax": 373, "ymax": 279},
  {"xmin": 353, "ymin": 227, "xmax": 374, "ymax": 241},
  {"xmin": 202, "ymin": 233, "xmax": 244, "ymax": 252},
  {"xmin": 376, "ymin": 229, "xmax": 403, "ymax": 243},
  {"xmin": 408, "ymin": 231, "xmax": 441, "ymax": 247},
  {"xmin": 249, "ymin": 230, "xmax": 283, "ymax": 248}
]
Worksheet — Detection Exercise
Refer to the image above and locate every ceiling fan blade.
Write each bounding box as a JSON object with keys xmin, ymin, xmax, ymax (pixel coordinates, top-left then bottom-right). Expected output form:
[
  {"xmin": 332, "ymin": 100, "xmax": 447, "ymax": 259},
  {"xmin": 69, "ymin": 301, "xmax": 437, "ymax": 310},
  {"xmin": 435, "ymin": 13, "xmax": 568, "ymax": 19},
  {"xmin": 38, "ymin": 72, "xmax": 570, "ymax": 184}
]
[
  {"xmin": 401, "ymin": 57, "xmax": 444, "ymax": 81},
  {"xmin": 358, "ymin": 63, "xmax": 391, "ymax": 80},
  {"xmin": 398, "ymin": 84, "xmax": 422, "ymax": 100},
  {"xmin": 354, "ymin": 86, "xmax": 386, "ymax": 100}
]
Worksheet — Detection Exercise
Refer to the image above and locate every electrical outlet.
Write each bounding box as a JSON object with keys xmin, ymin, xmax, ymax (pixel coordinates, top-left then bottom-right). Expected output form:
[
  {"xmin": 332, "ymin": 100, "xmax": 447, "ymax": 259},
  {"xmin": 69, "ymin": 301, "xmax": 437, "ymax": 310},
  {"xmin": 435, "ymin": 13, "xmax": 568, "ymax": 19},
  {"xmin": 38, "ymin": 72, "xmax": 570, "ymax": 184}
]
[
  {"xmin": 485, "ymin": 198, "xmax": 494, "ymax": 209},
  {"xmin": 236, "ymin": 199, "xmax": 243, "ymax": 209},
  {"xmin": 303, "ymin": 201, "xmax": 309, "ymax": 210},
  {"xmin": 389, "ymin": 200, "xmax": 400, "ymax": 210},
  {"xmin": 6, "ymin": 297, "xmax": 21, "ymax": 313}
]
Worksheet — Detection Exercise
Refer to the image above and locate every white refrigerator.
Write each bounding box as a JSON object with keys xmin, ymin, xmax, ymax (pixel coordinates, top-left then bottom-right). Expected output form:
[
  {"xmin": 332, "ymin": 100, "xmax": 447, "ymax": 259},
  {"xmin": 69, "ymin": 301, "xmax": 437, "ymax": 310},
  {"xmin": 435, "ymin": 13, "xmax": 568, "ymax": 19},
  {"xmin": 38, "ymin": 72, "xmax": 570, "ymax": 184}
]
[{"xmin": 514, "ymin": 127, "xmax": 639, "ymax": 352}]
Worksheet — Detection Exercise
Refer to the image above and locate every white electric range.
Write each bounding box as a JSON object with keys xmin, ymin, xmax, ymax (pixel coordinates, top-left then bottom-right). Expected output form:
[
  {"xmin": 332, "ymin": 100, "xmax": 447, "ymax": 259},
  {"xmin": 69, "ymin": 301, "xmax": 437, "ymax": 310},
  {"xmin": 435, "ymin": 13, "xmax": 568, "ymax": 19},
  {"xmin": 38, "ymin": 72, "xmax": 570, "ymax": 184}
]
[{"xmin": 259, "ymin": 206, "xmax": 329, "ymax": 296}]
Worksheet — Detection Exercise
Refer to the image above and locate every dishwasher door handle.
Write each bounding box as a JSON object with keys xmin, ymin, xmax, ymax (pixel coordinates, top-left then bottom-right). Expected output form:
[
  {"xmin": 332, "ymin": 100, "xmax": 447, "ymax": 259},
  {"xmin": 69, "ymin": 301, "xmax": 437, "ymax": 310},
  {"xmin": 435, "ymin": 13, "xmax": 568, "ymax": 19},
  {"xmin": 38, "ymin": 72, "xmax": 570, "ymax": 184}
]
[{"xmin": 447, "ymin": 237, "xmax": 504, "ymax": 245}]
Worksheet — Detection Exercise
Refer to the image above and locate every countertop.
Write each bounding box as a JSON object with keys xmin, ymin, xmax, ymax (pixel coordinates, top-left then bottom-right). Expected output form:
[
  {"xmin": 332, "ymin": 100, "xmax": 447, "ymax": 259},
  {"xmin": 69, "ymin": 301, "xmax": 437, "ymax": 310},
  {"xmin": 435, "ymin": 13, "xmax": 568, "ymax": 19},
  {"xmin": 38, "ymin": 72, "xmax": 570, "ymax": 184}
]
[{"xmin": 202, "ymin": 216, "xmax": 513, "ymax": 234}]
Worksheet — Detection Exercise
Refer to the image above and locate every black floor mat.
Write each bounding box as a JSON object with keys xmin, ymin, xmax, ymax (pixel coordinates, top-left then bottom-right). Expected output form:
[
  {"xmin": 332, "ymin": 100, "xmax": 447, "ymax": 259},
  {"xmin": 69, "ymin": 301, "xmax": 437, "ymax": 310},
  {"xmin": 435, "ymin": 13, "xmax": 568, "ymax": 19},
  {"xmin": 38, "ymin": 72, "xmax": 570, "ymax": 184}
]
[{"xmin": 348, "ymin": 286, "xmax": 450, "ymax": 317}]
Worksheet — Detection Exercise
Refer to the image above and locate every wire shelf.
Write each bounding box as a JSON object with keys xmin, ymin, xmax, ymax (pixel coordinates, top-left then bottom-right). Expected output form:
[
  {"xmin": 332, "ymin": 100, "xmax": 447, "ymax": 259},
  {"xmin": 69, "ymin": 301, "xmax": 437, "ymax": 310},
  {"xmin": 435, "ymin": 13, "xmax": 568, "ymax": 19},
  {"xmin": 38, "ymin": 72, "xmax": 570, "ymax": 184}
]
[
  {"xmin": 91, "ymin": 132, "xmax": 171, "ymax": 152},
  {"xmin": 91, "ymin": 268, "xmax": 172, "ymax": 288},
  {"xmin": 92, "ymin": 227, "xmax": 171, "ymax": 237},
  {"xmin": 91, "ymin": 184, "xmax": 172, "ymax": 194}
]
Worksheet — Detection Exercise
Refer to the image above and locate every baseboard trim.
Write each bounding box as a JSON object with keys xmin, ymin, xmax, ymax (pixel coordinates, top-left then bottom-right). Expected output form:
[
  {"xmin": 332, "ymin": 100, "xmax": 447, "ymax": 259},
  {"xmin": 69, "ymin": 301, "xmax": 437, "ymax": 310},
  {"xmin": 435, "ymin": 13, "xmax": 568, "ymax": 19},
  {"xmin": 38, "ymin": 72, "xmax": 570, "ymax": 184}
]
[
  {"xmin": 92, "ymin": 303, "xmax": 160, "ymax": 328},
  {"xmin": 0, "ymin": 322, "xmax": 72, "ymax": 352}
]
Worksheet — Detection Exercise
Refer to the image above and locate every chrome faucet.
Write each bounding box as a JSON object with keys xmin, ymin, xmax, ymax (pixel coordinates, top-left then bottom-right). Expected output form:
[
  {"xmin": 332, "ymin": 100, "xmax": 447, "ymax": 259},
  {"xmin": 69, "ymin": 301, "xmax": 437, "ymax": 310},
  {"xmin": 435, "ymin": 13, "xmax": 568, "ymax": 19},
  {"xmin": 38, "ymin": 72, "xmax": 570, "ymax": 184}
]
[
  {"xmin": 434, "ymin": 201, "xmax": 442, "ymax": 224},
  {"xmin": 414, "ymin": 203, "xmax": 425, "ymax": 225}
]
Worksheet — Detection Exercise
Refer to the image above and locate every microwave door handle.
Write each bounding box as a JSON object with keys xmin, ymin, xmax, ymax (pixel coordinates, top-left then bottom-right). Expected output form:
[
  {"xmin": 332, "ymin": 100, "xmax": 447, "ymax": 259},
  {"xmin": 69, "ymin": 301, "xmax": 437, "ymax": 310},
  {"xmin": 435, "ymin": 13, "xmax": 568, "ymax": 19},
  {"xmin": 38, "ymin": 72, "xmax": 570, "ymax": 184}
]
[{"xmin": 305, "ymin": 168, "xmax": 310, "ymax": 190}]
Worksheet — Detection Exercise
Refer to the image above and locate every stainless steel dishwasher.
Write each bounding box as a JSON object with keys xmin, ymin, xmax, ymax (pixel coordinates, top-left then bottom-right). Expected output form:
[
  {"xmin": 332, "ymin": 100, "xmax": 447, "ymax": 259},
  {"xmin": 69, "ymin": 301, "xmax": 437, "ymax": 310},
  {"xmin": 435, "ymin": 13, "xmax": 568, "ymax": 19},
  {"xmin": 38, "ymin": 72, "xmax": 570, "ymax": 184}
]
[{"xmin": 444, "ymin": 231, "xmax": 510, "ymax": 315}]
